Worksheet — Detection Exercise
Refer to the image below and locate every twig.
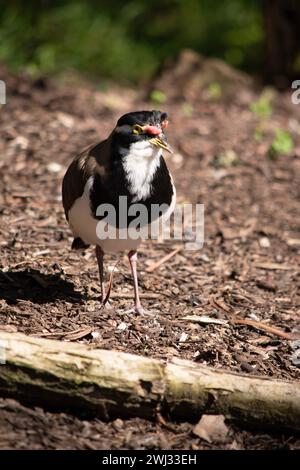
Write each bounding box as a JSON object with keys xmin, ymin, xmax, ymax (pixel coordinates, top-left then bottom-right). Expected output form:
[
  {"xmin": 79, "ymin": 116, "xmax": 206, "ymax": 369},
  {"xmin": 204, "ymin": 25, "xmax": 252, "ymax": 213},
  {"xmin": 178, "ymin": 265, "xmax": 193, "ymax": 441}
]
[
  {"xmin": 210, "ymin": 296, "xmax": 233, "ymax": 313},
  {"xmin": 182, "ymin": 312, "xmax": 300, "ymax": 340},
  {"xmin": 231, "ymin": 318, "xmax": 300, "ymax": 340},
  {"xmin": 146, "ymin": 247, "xmax": 181, "ymax": 273},
  {"xmin": 156, "ymin": 413, "xmax": 180, "ymax": 433},
  {"xmin": 63, "ymin": 327, "xmax": 93, "ymax": 341}
]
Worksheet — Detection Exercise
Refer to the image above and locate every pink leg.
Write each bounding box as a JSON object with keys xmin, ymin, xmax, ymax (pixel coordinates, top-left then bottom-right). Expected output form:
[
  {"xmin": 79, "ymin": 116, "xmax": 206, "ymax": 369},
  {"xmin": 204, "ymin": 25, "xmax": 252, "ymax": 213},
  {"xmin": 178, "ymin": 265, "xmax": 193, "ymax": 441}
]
[
  {"xmin": 95, "ymin": 246, "xmax": 106, "ymax": 303},
  {"xmin": 128, "ymin": 250, "xmax": 145, "ymax": 314}
]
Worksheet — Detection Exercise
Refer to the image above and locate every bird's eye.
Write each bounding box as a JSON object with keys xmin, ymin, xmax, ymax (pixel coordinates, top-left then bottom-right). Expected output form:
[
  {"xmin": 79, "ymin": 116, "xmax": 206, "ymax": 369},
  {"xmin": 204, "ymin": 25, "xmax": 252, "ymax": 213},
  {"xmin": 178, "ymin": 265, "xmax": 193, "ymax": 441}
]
[{"xmin": 132, "ymin": 124, "xmax": 143, "ymax": 135}]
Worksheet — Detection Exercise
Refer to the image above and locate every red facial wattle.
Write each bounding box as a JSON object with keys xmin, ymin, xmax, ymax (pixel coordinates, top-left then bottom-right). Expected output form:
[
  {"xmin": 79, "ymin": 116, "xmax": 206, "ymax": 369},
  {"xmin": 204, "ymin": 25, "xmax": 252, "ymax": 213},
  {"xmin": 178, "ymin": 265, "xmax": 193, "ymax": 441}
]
[{"xmin": 143, "ymin": 125, "xmax": 161, "ymax": 135}]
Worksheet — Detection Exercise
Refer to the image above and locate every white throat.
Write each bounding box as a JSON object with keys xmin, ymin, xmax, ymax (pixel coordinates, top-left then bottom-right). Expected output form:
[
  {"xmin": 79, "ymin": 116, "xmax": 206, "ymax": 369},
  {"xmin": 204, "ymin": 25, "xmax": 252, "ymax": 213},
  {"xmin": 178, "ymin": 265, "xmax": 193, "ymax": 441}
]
[{"xmin": 123, "ymin": 140, "xmax": 162, "ymax": 201}]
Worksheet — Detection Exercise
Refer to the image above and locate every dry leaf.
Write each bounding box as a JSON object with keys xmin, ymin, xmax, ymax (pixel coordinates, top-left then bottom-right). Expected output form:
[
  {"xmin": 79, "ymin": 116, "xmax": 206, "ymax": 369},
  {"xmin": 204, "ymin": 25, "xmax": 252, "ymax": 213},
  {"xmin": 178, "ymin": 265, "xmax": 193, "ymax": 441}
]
[{"xmin": 193, "ymin": 415, "xmax": 229, "ymax": 443}]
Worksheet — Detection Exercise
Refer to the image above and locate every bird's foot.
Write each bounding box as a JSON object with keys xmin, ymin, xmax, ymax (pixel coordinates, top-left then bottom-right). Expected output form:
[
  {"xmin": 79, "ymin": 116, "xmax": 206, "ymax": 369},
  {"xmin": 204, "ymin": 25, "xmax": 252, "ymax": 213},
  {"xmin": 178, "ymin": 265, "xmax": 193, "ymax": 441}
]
[
  {"xmin": 135, "ymin": 305, "xmax": 149, "ymax": 315},
  {"xmin": 100, "ymin": 299, "xmax": 113, "ymax": 310},
  {"xmin": 125, "ymin": 305, "xmax": 152, "ymax": 316}
]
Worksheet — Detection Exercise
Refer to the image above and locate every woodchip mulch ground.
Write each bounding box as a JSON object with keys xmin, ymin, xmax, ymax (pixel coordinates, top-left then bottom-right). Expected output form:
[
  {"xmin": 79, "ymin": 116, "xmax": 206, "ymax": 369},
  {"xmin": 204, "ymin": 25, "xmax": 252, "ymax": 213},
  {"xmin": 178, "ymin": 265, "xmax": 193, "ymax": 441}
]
[{"xmin": 0, "ymin": 67, "xmax": 299, "ymax": 449}]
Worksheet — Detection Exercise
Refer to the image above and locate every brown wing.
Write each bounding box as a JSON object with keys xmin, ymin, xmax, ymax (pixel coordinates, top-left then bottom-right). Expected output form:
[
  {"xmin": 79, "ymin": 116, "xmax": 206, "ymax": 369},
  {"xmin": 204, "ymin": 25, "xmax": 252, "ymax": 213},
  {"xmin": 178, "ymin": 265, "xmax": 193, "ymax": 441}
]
[{"xmin": 62, "ymin": 137, "xmax": 111, "ymax": 220}]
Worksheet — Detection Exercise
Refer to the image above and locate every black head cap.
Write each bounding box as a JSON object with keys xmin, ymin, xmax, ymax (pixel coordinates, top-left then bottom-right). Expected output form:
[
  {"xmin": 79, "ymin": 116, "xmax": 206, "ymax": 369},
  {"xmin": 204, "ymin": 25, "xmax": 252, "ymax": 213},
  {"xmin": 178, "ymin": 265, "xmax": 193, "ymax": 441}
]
[{"xmin": 117, "ymin": 110, "xmax": 168, "ymax": 127}]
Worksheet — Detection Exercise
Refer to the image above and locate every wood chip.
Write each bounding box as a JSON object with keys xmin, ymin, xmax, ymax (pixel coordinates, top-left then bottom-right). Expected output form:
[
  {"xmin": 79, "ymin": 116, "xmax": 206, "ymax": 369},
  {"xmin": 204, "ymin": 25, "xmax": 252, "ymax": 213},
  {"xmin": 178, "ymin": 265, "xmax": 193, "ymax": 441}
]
[
  {"xmin": 255, "ymin": 262, "xmax": 294, "ymax": 271},
  {"xmin": 286, "ymin": 238, "xmax": 300, "ymax": 247},
  {"xmin": 182, "ymin": 315, "xmax": 229, "ymax": 326}
]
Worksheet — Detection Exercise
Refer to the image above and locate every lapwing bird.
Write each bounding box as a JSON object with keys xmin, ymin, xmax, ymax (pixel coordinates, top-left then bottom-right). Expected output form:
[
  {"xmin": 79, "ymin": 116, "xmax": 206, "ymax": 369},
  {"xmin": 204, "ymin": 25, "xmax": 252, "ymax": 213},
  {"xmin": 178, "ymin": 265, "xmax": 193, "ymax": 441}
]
[{"xmin": 62, "ymin": 110, "xmax": 176, "ymax": 314}]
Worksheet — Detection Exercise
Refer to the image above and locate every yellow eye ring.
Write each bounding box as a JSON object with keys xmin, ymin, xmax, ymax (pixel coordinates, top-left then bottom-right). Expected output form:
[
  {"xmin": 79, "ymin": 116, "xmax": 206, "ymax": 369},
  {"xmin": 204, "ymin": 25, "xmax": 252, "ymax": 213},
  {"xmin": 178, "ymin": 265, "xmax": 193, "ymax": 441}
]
[{"xmin": 132, "ymin": 124, "xmax": 143, "ymax": 135}]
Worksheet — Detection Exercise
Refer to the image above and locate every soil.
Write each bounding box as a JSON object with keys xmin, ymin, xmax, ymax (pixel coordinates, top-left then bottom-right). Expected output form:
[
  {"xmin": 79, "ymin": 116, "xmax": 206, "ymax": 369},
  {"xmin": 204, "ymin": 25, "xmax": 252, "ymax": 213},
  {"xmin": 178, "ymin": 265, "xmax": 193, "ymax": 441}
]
[{"xmin": 0, "ymin": 65, "xmax": 299, "ymax": 450}]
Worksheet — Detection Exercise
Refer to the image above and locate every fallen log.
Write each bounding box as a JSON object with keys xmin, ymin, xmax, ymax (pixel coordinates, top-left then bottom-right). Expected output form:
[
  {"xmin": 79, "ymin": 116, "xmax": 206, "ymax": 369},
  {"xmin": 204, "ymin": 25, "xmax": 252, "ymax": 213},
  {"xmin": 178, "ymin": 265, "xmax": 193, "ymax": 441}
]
[{"xmin": 0, "ymin": 331, "xmax": 299, "ymax": 432}]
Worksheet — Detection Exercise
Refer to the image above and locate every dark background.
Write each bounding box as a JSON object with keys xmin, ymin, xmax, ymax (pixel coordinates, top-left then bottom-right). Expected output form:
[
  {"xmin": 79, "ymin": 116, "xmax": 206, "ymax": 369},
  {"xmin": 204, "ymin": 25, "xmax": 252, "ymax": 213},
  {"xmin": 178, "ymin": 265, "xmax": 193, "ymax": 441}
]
[{"xmin": 0, "ymin": 0, "xmax": 299, "ymax": 87}]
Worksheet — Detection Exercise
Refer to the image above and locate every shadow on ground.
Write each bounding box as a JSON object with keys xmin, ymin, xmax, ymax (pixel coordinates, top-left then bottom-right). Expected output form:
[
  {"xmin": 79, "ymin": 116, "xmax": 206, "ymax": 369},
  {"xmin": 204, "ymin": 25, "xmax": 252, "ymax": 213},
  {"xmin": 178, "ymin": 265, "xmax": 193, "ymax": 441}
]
[{"xmin": 0, "ymin": 269, "xmax": 85, "ymax": 304}]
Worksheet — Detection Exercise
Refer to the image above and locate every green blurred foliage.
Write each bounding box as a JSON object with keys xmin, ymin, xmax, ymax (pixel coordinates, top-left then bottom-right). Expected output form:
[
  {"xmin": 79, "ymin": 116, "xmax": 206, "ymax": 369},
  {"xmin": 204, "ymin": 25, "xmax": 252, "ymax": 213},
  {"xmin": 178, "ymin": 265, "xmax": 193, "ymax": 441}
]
[
  {"xmin": 0, "ymin": 0, "xmax": 263, "ymax": 82},
  {"xmin": 181, "ymin": 102, "xmax": 194, "ymax": 117},
  {"xmin": 208, "ymin": 82, "xmax": 222, "ymax": 100},
  {"xmin": 150, "ymin": 90, "xmax": 167, "ymax": 104},
  {"xmin": 250, "ymin": 89, "xmax": 273, "ymax": 119},
  {"xmin": 269, "ymin": 130, "xmax": 294, "ymax": 159},
  {"xmin": 214, "ymin": 149, "xmax": 239, "ymax": 168}
]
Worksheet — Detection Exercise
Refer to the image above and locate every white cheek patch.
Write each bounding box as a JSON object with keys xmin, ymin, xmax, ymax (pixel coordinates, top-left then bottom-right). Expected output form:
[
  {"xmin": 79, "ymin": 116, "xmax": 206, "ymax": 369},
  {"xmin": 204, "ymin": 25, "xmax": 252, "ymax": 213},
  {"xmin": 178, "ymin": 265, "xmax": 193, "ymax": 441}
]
[{"xmin": 123, "ymin": 141, "xmax": 162, "ymax": 201}]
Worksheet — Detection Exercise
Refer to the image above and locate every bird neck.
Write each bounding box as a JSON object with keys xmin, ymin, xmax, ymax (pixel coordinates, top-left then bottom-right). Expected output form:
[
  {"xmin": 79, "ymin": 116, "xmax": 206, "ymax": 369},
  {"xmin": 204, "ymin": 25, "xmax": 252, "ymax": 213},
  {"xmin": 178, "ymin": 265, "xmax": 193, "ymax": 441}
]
[
  {"xmin": 110, "ymin": 136, "xmax": 162, "ymax": 201},
  {"xmin": 121, "ymin": 141, "xmax": 162, "ymax": 202}
]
